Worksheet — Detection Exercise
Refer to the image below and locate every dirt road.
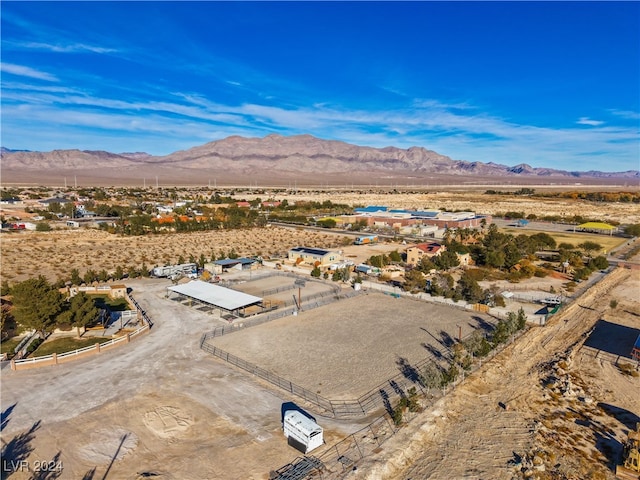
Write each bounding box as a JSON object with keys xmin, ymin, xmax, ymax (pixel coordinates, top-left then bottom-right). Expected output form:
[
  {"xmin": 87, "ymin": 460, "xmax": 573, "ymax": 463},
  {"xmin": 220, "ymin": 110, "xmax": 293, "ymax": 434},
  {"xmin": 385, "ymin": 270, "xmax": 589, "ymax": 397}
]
[{"xmin": 0, "ymin": 278, "xmax": 362, "ymax": 480}]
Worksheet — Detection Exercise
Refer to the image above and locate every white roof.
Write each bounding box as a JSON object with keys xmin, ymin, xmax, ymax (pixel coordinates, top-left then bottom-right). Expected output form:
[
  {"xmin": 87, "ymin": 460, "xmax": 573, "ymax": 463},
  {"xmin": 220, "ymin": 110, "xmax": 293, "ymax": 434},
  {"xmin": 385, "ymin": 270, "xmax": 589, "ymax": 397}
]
[
  {"xmin": 167, "ymin": 280, "xmax": 262, "ymax": 311},
  {"xmin": 284, "ymin": 410, "xmax": 322, "ymax": 435}
]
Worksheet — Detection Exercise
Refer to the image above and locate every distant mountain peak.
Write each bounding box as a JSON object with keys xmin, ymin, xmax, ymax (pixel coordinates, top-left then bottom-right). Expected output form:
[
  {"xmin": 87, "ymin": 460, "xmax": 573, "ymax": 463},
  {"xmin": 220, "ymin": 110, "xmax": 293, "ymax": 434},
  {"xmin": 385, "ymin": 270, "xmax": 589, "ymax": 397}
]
[{"xmin": 1, "ymin": 135, "xmax": 637, "ymax": 183}]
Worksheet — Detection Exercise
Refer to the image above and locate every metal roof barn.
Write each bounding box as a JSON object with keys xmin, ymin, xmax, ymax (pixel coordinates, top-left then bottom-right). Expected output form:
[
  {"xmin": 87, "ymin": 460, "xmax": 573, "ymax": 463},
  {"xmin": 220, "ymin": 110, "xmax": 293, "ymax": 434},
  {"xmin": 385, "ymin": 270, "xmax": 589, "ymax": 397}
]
[{"xmin": 167, "ymin": 280, "xmax": 262, "ymax": 312}]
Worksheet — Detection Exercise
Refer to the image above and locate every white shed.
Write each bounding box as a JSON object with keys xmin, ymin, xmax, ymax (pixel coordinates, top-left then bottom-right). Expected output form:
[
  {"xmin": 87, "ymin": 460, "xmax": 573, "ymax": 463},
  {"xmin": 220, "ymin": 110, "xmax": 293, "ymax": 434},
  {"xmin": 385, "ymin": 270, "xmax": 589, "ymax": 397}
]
[{"xmin": 283, "ymin": 410, "xmax": 323, "ymax": 453}]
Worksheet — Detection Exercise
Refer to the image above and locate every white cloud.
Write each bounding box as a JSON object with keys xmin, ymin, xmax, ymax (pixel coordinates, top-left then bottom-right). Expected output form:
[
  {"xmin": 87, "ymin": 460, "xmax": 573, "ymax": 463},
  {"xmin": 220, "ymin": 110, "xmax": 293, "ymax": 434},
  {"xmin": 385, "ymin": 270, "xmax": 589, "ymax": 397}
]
[
  {"xmin": 577, "ymin": 117, "xmax": 605, "ymax": 126},
  {"xmin": 0, "ymin": 63, "xmax": 58, "ymax": 82},
  {"xmin": 18, "ymin": 41, "xmax": 118, "ymax": 54},
  {"xmin": 2, "ymin": 84, "xmax": 638, "ymax": 171},
  {"xmin": 608, "ymin": 109, "xmax": 640, "ymax": 120}
]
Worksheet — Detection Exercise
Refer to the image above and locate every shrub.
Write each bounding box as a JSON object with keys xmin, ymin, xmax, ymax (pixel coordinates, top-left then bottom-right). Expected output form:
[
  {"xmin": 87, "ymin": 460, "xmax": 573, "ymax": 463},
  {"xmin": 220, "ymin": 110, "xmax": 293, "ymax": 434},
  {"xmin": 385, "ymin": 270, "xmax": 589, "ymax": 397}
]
[
  {"xmin": 26, "ymin": 337, "xmax": 43, "ymax": 355},
  {"xmin": 617, "ymin": 363, "xmax": 639, "ymax": 377},
  {"xmin": 534, "ymin": 268, "xmax": 549, "ymax": 278},
  {"xmin": 391, "ymin": 403, "xmax": 404, "ymax": 425}
]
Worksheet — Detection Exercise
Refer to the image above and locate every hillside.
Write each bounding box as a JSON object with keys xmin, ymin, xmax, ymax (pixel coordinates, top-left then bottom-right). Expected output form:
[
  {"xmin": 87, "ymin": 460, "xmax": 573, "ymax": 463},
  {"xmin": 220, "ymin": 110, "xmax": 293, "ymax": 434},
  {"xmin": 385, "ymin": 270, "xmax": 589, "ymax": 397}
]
[{"xmin": 1, "ymin": 134, "xmax": 638, "ymax": 186}]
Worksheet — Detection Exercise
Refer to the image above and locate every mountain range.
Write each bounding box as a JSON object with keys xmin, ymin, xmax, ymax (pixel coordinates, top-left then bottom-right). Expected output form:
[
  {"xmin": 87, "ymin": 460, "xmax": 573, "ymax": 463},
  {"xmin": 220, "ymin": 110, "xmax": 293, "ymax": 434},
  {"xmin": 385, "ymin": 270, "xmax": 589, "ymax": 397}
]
[{"xmin": 1, "ymin": 135, "xmax": 638, "ymax": 186}]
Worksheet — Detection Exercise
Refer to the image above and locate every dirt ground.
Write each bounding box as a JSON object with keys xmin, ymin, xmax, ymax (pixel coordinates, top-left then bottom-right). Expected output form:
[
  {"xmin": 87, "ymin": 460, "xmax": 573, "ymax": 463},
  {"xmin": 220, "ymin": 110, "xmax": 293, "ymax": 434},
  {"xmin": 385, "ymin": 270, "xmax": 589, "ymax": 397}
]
[
  {"xmin": 212, "ymin": 293, "xmax": 494, "ymax": 400},
  {"xmin": 2, "ymin": 190, "xmax": 639, "ymax": 479},
  {"xmin": 0, "ymin": 226, "xmax": 352, "ymax": 283},
  {"xmin": 0, "ymin": 278, "xmax": 364, "ymax": 480},
  {"xmin": 350, "ymin": 266, "xmax": 640, "ymax": 480}
]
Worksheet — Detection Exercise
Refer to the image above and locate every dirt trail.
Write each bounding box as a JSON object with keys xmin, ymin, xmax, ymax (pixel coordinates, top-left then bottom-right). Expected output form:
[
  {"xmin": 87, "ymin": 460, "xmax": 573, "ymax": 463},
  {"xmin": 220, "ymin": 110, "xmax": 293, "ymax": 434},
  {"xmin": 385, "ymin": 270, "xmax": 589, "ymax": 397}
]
[{"xmin": 353, "ymin": 267, "xmax": 635, "ymax": 479}]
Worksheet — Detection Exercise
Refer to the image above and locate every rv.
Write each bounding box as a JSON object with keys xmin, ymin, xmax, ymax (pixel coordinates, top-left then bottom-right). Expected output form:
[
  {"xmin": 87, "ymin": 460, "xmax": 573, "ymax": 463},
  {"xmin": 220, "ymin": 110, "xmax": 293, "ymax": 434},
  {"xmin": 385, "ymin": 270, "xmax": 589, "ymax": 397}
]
[{"xmin": 152, "ymin": 263, "xmax": 197, "ymax": 278}]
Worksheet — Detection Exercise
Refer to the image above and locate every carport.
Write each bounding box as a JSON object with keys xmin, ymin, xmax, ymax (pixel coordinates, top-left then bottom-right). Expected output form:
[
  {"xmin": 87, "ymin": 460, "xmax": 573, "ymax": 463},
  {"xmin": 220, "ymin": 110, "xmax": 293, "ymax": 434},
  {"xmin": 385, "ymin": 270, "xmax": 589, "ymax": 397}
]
[
  {"xmin": 573, "ymin": 222, "xmax": 616, "ymax": 236},
  {"xmin": 167, "ymin": 280, "xmax": 263, "ymax": 317}
]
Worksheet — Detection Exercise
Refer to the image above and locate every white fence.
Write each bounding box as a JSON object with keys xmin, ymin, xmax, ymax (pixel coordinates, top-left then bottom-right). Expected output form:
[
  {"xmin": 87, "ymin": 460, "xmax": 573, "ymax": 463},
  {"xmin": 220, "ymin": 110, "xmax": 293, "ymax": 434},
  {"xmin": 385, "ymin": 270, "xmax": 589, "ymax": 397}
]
[{"xmin": 10, "ymin": 292, "xmax": 152, "ymax": 371}]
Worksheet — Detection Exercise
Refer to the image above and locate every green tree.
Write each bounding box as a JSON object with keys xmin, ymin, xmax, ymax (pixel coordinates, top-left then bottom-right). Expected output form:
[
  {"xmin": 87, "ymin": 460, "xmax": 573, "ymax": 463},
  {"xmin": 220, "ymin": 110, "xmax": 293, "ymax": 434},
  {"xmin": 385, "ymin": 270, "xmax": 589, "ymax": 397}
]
[
  {"xmin": 577, "ymin": 241, "xmax": 602, "ymax": 256},
  {"xmin": 417, "ymin": 256, "xmax": 436, "ymax": 273},
  {"xmin": 35, "ymin": 222, "xmax": 51, "ymax": 232},
  {"xmin": 434, "ymin": 250, "xmax": 460, "ymax": 270},
  {"xmin": 317, "ymin": 218, "xmax": 336, "ymax": 228},
  {"xmin": 98, "ymin": 269, "xmax": 109, "ymax": 282},
  {"xmin": 70, "ymin": 268, "xmax": 82, "ymax": 286},
  {"xmin": 588, "ymin": 255, "xmax": 609, "ymax": 270},
  {"xmin": 310, "ymin": 266, "xmax": 321, "ymax": 278},
  {"xmin": 624, "ymin": 224, "xmax": 640, "ymax": 236},
  {"xmin": 389, "ymin": 250, "xmax": 402, "ymax": 263},
  {"xmin": 83, "ymin": 269, "xmax": 97, "ymax": 285},
  {"xmin": 368, "ymin": 255, "xmax": 388, "ymax": 268},
  {"xmin": 113, "ymin": 265, "xmax": 124, "ymax": 281},
  {"xmin": 59, "ymin": 292, "xmax": 99, "ymax": 337},
  {"xmin": 11, "ymin": 276, "xmax": 64, "ymax": 336},
  {"xmin": 456, "ymin": 272, "xmax": 484, "ymax": 303},
  {"xmin": 420, "ymin": 362, "xmax": 444, "ymax": 389},
  {"xmin": 403, "ymin": 269, "xmax": 426, "ymax": 292},
  {"xmin": 516, "ymin": 307, "xmax": 527, "ymax": 330},
  {"xmin": 0, "ymin": 280, "xmax": 11, "ymax": 296}
]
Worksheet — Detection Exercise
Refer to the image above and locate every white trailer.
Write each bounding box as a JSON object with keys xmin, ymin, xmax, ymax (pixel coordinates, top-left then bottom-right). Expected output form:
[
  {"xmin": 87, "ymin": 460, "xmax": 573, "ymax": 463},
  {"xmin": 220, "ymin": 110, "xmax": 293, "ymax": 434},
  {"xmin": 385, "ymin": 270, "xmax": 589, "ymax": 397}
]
[
  {"xmin": 283, "ymin": 410, "xmax": 323, "ymax": 453},
  {"xmin": 152, "ymin": 263, "xmax": 197, "ymax": 278}
]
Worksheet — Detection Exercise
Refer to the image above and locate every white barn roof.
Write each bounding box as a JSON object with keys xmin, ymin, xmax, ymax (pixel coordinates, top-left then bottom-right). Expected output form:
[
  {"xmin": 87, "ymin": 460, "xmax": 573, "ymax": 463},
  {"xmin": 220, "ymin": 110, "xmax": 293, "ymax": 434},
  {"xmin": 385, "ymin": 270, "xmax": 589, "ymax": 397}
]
[{"xmin": 167, "ymin": 280, "xmax": 262, "ymax": 311}]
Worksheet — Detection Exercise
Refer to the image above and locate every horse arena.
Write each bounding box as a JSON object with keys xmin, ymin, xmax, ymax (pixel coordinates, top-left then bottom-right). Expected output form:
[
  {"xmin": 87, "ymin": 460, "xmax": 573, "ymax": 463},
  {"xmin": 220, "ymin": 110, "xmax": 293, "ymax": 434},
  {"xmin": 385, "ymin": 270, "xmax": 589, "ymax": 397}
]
[{"xmin": 204, "ymin": 274, "xmax": 496, "ymax": 403}]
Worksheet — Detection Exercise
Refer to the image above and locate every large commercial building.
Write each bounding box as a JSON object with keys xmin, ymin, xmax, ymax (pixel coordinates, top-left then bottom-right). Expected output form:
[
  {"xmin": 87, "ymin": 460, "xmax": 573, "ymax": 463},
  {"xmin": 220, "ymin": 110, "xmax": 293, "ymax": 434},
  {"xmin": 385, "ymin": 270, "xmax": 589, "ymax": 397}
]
[{"xmin": 352, "ymin": 207, "xmax": 491, "ymax": 230}]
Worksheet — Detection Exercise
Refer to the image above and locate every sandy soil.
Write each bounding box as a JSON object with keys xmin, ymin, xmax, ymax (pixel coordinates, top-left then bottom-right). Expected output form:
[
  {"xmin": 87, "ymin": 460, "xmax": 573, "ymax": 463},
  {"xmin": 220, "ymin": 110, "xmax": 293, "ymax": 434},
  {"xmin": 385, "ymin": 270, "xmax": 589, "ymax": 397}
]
[
  {"xmin": 0, "ymin": 278, "xmax": 363, "ymax": 480},
  {"xmin": 0, "ymin": 227, "xmax": 352, "ymax": 283},
  {"xmin": 212, "ymin": 293, "xmax": 493, "ymax": 400},
  {"xmin": 350, "ymin": 266, "xmax": 640, "ymax": 480}
]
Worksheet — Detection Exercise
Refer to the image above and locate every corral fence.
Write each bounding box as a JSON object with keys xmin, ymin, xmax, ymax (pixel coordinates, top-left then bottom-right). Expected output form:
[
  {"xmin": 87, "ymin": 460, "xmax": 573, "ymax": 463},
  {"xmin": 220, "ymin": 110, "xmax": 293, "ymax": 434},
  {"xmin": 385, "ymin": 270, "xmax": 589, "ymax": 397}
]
[
  {"xmin": 579, "ymin": 345, "xmax": 640, "ymax": 368},
  {"xmin": 268, "ymin": 327, "xmax": 529, "ymax": 479},
  {"xmin": 200, "ymin": 321, "xmax": 513, "ymax": 419},
  {"xmin": 10, "ymin": 291, "xmax": 153, "ymax": 371},
  {"xmin": 202, "ymin": 290, "xmax": 360, "ymax": 339}
]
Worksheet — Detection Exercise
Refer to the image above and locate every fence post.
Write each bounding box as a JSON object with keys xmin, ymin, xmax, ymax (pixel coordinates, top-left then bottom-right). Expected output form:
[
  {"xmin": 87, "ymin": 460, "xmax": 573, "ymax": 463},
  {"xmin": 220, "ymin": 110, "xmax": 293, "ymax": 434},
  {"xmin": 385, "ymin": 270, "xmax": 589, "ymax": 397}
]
[
  {"xmin": 52, "ymin": 352, "xmax": 58, "ymax": 365},
  {"xmin": 95, "ymin": 342, "xmax": 101, "ymax": 353}
]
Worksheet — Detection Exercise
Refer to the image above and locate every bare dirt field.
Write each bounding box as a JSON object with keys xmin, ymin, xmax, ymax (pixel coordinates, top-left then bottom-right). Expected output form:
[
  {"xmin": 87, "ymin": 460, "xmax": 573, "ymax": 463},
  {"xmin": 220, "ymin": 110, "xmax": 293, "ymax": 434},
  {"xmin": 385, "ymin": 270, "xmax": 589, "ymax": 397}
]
[
  {"xmin": 212, "ymin": 293, "xmax": 494, "ymax": 400},
  {"xmin": 231, "ymin": 274, "xmax": 338, "ymax": 308}
]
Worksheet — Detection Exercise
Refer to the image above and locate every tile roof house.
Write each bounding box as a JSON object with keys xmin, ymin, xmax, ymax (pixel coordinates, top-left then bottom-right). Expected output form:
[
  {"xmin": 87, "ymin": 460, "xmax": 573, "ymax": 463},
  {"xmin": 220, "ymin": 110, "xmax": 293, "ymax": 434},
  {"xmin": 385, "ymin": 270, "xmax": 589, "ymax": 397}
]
[{"xmin": 406, "ymin": 242, "xmax": 445, "ymax": 266}]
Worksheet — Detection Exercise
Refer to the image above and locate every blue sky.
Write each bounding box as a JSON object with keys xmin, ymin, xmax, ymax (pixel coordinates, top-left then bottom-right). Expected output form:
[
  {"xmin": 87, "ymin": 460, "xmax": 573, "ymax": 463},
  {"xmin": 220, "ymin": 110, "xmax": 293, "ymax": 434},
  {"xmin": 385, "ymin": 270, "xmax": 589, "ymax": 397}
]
[{"xmin": 1, "ymin": 1, "xmax": 639, "ymax": 172}]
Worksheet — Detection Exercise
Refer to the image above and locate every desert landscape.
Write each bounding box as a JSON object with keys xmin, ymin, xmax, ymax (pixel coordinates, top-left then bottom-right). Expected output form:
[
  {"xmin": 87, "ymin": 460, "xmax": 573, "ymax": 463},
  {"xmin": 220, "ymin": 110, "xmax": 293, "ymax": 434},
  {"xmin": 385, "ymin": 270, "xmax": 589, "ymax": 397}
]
[
  {"xmin": 1, "ymin": 186, "xmax": 639, "ymax": 479},
  {"xmin": 3, "ymin": 2, "xmax": 639, "ymax": 478}
]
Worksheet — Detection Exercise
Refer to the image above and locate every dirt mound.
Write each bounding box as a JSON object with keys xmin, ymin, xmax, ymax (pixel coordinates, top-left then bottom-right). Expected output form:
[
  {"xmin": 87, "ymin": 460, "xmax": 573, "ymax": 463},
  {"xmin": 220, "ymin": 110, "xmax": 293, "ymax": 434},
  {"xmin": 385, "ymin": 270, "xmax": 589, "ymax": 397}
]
[{"xmin": 143, "ymin": 405, "xmax": 194, "ymax": 439}]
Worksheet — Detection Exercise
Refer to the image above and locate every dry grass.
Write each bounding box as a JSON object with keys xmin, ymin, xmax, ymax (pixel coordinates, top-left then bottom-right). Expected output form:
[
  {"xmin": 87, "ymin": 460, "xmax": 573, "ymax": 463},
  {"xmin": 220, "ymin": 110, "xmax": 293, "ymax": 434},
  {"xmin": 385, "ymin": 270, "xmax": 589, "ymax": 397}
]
[{"xmin": 0, "ymin": 227, "xmax": 351, "ymax": 283}]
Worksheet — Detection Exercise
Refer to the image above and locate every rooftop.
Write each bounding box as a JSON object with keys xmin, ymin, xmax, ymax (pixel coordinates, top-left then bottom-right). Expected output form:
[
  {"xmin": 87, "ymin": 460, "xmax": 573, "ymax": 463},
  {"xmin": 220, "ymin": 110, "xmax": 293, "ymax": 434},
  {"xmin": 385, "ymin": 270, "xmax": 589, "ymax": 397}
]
[{"xmin": 167, "ymin": 280, "xmax": 262, "ymax": 311}]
